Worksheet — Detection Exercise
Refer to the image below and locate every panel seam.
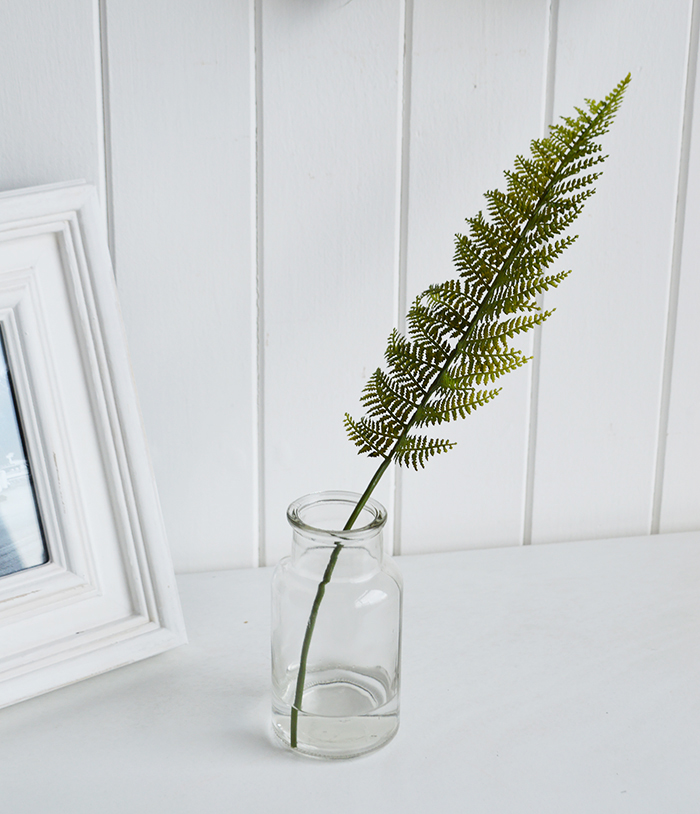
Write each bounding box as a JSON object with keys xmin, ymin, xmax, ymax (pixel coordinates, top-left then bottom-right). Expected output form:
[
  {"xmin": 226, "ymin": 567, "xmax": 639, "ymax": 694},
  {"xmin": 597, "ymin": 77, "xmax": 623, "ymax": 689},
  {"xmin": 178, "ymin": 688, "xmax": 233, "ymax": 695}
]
[
  {"xmin": 252, "ymin": 0, "xmax": 266, "ymax": 566},
  {"xmin": 523, "ymin": 0, "xmax": 559, "ymax": 546},
  {"xmin": 97, "ymin": 0, "xmax": 116, "ymax": 271},
  {"xmin": 651, "ymin": 0, "xmax": 700, "ymax": 533},
  {"xmin": 391, "ymin": 0, "xmax": 414, "ymax": 557}
]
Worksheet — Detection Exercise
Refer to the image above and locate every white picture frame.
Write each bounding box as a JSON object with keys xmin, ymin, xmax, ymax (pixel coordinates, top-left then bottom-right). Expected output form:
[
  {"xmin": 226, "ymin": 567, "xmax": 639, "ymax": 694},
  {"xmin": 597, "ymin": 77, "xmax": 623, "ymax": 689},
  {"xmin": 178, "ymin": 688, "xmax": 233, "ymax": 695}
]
[{"xmin": 0, "ymin": 181, "xmax": 186, "ymax": 708}]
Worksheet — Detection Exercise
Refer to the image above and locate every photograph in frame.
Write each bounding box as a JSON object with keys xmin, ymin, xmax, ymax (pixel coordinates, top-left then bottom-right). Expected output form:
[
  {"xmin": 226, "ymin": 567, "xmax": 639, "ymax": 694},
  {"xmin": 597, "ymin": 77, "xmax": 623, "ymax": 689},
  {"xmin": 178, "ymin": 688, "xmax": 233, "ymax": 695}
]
[{"xmin": 0, "ymin": 328, "xmax": 48, "ymax": 578}]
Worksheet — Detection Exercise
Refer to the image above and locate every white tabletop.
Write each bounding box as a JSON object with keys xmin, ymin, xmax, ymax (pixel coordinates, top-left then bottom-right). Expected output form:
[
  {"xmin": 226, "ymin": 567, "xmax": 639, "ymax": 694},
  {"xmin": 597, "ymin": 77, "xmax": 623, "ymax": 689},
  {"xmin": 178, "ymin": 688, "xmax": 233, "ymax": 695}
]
[{"xmin": 1, "ymin": 531, "xmax": 698, "ymax": 813}]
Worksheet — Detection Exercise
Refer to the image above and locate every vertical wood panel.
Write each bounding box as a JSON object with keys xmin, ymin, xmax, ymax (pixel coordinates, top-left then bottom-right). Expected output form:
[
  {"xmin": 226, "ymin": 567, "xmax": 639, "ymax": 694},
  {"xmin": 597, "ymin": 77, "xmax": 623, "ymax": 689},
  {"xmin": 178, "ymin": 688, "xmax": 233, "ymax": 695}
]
[
  {"xmin": 400, "ymin": 0, "xmax": 551, "ymax": 555},
  {"xmin": 106, "ymin": 1, "xmax": 256, "ymax": 571},
  {"xmin": 661, "ymin": 7, "xmax": 700, "ymax": 533},
  {"xmin": 0, "ymin": 0, "xmax": 104, "ymax": 202},
  {"xmin": 532, "ymin": 0, "xmax": 692, "ymax": 544},
  {"xmin": 262, "ymin": 0, "xmax": 403, "ymax": 564}
]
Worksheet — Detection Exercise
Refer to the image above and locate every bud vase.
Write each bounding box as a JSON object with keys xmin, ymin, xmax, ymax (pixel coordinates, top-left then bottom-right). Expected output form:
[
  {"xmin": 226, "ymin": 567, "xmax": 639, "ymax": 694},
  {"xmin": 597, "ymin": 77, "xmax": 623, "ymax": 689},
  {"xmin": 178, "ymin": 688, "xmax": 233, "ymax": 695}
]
[{"xmin": 271, "ymin": 491, "xmax": 402, "ymax": 759}]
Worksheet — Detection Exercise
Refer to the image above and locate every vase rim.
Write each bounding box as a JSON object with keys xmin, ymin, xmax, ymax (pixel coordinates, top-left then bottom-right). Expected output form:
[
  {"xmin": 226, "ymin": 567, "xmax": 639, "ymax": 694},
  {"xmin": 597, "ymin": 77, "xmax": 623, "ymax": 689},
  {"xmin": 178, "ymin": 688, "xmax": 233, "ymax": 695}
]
[{"xmin": 286, "ymin": 490, "xmax": 387, "ymax": 539}]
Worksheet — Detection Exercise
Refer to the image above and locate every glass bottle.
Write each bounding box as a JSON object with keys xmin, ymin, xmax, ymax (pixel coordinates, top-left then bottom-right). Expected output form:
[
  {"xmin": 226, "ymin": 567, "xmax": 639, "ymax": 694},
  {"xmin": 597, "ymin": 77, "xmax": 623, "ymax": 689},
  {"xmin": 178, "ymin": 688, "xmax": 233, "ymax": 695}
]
[{"xmin": 271, "ymin": 491, "xmax": 402, "ymax": 759}]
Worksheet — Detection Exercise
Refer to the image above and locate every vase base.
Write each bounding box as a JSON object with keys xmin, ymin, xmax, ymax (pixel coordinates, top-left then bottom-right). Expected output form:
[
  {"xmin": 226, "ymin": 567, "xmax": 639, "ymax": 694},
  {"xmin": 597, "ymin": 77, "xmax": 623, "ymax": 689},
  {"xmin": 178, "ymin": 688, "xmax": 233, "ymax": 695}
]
[
  {"xmin": 271, "ymin": 667, "xmax": 399, "ymax": 759},
  {"xmin": 272, "ymin": 710, "xmax": 399, "ymax": 759}
]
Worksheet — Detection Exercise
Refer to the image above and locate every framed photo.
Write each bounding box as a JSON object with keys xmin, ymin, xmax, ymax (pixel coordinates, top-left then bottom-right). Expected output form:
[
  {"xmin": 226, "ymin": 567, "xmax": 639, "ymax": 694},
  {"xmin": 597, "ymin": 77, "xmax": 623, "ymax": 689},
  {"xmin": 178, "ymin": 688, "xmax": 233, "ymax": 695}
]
[{"xmin": 0, "ymin": 182, "xmax": 186, "ymax": 708}]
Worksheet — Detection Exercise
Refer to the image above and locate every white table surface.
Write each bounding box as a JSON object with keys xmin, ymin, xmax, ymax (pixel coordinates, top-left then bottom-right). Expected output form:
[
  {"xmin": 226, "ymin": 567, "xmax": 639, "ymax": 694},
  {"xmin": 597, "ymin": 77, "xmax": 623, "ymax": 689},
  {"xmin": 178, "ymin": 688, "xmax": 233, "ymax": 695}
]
[{"xmin": 1, "ymin": 531, "xmax": 698, "ymax": 813}]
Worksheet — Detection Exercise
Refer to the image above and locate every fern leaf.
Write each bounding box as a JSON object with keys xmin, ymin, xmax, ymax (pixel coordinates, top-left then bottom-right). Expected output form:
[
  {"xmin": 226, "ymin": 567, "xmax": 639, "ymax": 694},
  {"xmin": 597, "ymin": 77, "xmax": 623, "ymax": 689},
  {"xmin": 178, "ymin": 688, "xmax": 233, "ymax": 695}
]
[
  {"xmin": 394, "ymin": 433, "xmax": 457, "ymax": 470},
  {"xmin": 346, "ymin": 75, "xmax": 630, "ymax": 471}
]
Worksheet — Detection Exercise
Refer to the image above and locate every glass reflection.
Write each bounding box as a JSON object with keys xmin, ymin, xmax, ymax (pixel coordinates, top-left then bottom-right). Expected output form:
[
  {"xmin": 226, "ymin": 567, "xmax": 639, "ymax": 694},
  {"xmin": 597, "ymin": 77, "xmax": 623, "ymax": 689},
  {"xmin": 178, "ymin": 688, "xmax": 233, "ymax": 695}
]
[{"xmin": 0, "ymin": 331, "xmax": 48, "ymax": 577}]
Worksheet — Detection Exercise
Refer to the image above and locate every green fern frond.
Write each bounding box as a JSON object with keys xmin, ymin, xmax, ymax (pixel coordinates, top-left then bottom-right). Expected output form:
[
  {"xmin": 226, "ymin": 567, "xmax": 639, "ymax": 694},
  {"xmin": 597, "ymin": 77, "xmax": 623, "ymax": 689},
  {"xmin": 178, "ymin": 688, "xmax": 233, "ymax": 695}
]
[
  {"xmin": 345, "ymin": 74, "xmax": 630, "ymax": 471},
  {"xmin": 291, "ymin": 77, "xmax": 630, "ymax": 751}
]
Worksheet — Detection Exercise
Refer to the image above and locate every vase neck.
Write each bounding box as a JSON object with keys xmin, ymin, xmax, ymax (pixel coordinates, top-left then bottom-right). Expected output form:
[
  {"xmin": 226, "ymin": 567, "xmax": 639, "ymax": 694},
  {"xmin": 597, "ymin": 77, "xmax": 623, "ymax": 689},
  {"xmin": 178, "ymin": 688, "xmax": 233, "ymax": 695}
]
[
  {"xmin": 291, "ymin": 528, "xmax": 384, "ymax": 562},
  {"xmin": 287, "ymin": 491, "xmax": 388, "ymax": 573}
]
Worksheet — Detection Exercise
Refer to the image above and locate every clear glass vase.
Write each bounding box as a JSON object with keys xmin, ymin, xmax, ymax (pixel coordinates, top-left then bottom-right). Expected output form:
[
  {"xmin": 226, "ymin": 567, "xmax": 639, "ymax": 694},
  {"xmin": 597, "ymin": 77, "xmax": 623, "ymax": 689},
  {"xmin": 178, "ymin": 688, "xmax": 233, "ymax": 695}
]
[{"xmin": 271, "ymin": 491, "xmax": 402, "ymax": 759}]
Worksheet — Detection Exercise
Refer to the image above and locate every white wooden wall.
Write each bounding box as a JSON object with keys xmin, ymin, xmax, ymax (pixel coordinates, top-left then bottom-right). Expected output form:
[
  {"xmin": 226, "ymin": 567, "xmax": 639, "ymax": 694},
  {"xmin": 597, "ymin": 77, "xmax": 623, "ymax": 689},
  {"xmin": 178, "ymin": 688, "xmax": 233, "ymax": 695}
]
[{"xmin": 1, "ymin": 0, "xmax": 698, "ymax": 572}]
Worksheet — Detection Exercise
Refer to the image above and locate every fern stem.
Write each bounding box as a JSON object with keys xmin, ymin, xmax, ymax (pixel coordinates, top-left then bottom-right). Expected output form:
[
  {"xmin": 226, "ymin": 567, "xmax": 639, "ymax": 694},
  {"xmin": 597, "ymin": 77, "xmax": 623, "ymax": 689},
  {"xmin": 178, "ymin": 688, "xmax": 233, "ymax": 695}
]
[
  {"xmin": 343, "ymin": 456, "xmax": 394, "ymax": 531},
  {"xmin": 288, "ymin": 453, "xmax": 392, "ymax": 747},
  {"xmin": 288, "ymin": 78, "xmax": 628, "ymax": 750},
  {"xmin": 289, "ymin": 540, "xmax": 344, "ymax": 747}
]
